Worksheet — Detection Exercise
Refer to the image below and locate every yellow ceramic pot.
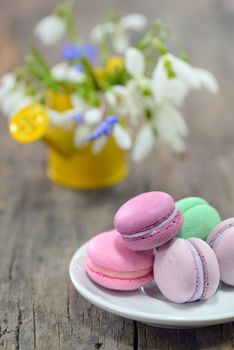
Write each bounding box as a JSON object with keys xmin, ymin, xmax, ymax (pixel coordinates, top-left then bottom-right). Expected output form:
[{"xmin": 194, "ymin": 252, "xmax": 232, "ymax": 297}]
[{"xmin": 46, "ymin": 91, "xmax": 128, "ymax": 189}]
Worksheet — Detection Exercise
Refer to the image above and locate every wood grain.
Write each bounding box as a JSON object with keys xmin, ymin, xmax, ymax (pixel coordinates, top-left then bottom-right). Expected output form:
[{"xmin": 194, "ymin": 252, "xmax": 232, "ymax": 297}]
[{"xmin": 1, "ymin": 0, "xmax": 234, "ymax": 348}]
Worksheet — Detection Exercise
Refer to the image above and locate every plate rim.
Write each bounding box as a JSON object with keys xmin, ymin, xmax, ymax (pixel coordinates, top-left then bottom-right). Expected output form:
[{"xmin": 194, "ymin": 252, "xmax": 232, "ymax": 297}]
[{"xmin": 69, "ymin": 243, "xmax": 234, "ymax": 327}]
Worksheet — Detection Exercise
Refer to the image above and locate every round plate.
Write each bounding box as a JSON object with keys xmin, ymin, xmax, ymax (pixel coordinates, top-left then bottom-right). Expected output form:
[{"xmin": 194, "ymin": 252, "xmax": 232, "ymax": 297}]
[{"xmin": 69, "ymin": 243, "xmax": 234, "ymax": 329}]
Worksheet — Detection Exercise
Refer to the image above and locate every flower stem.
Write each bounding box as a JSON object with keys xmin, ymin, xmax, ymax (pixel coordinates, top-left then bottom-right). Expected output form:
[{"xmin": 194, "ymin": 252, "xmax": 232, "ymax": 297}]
[{"xmin": 55, "ymin": 0, "xmax": 78, "ymax": 42}]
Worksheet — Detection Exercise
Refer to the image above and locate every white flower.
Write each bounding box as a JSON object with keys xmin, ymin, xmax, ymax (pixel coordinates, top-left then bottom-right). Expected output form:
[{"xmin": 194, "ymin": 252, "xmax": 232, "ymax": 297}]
[
  {"xmin": 73, "ymin": 125, "xmax": 91, "ymax": 148},
  {"xmin": 71, "ymin": 94, "xmax": 89, "ymax": 113},
  {"xmin": 193, "ymin": 68, "xmax": 219, "ymax": 93},
  {"xmin": 1, "ymin": 89, "xmax": 29, "ymax": 117},
  {"xmin": 133, "ymin": 123, "xmax": 155, "ymax": 162},
  {"xmin": 0, "ymin": 73, "xmax": 16, "ymax": 101},
  {"xmin": 154, "ymin": 102, "xmax": 188, "ymax": 153},
  {"xmin": 12, "ymin": 96, "xmax": 34, "ymax": 115},
  {"xmin": 120, "ymin": 14, "xmax": 147, "ymax": 30},
  {"xmin": 152, "ymin": 56, "xmax": 168, "ymax": 104},
  {"xmin": 51, "ymin": 63, "xmax": 85, "ymax": 83},
  {"xmin": 106, "ymin": 83, "xmax": 144, "ymax": 122},
  {"xmin": 47, "ymin": 108, "xmax": 74, "ymax": 130},
  {"xmin": 83, "ymin": 108, "xmax": 102, "ymax": 124},
  {"xmin": 73, "ymin": 107, "xmax": 104, "ymax": 150},
  {"xmin": 35, "ymin": 15, "xmax": 66, "ymax": 46},
  {"xmin": 113, "ymin": 124, "xmax": 132, "ymax": 150},
  {"xmin": 112, "ymin": 26, "xmax": 129, "ymax": 54},
  {"xmin": 91, "ymin": 13, "xmax": 147, "ymax": 54},
  {"xmin": 125, "ymin": 47, "xmax": 145, "ymax": 77},
  {"xmin": 164, "ymin": 78, "xmax": 190, "ymax": 107},
  {"xmin": 106, "ymin": 85, "xmax": 130, "ymax": 116},
  {"xmin": 167, "ymin": 54, "xmax": 201, "ymax": 89},
  {"xmin": 92, "ymin": 136, "xmax": 107, "ymax": 154},
  {"xmin": 152, "ymin": 54, "xmax": 219, "ymax": 105}
]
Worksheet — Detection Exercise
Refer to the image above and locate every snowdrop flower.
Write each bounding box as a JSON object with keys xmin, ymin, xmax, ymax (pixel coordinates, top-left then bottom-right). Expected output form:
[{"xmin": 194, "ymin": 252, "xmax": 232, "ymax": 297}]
[
  {"xmin": 83, "ymin": 108, "xmax": 102, "ymax": 124},
  {"xmin": 154, "ymin": 102, "xmax": 188, "ymax": 154},
  {"xmin": 125, "ymin": 47, "xmax": 145, "ymax": 77},
  {"xmin": 91, "ymin": 14, "xmax": 147, "ymax": 54},
  {"xmin": 73, "ymin": 124, "xmax": 92, "ymax": 148},
  {"xmin": 11, "ymin": 96, "xmax": 34, "ymax": 115},
  {"xmin": 71, "ymin": 94, "xmax": 89, "ymax": 113},
  {"xmin": 112, "ymin": 123, "xmax": 132, "ymax": 150},
  {"xmin": 106, "ymin": 82, "xmax": 144, "ymax": 122},
  {"xmin": 47, "ymin": 108, "xmax": 74, "ymax": 130},
  {"xmin": 35, "ymin": 15, "xmax": 66, "ymax": 46},
  {"xmin": 1, "ymin": 89, "xmax": 33, "ymax": 117},
  {"xmin": 106, "ymin": 85, "xmax": 130, "ymax": 116},
  {"xmin": 192, "ymin": 68, "xmax": 219, "ymax": 93},
  {"xmin": 164, "ymin": 78, "xmax": 190, "ymax": 107},
  {"xmin": 51, "ymin": 63, "xmax": 85, "ymax": 83},
  {"xmin": 120, "ymin": 14, "xmax": 147, "ymax": 30},
  {"xmin": 152, "ymin": 54, "xmax": 219, "ymax": 104},
  {"xmin": 133, "ymin": 123, "xmax": 155, "ymax": 162},
  {"xmin": 0, "ymin": 73, "xmax": 16, "ymax": 101},
  {"xmin": 72, "ymin": 108, "xmax": 103, "ymax": 149}
]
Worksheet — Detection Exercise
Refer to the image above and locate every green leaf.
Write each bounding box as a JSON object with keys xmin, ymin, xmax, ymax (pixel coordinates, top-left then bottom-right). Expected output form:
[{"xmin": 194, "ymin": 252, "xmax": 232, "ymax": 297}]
[{"xmin": 31, "ymin": 46, "xmax": 50, "ymax": 73}]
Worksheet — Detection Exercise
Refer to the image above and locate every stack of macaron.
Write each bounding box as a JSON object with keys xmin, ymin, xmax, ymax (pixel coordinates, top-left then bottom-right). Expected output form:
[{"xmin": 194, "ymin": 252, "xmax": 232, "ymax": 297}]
[{"xmin": 85, "ymin": 191, "xmax": 234, "ymax": 304}]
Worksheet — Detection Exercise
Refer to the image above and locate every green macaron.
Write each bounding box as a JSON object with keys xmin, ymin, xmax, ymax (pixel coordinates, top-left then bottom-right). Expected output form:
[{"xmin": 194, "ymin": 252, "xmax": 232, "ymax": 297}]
[{"xmin": 176, "ymin": 197, "xmax": 221, "ymax": 240}]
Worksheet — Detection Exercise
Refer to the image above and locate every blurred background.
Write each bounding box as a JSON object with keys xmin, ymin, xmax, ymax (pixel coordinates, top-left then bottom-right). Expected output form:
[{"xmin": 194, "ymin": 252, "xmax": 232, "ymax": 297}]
[{"xmin": 1, "ymin": 0, "xmax": 234, "ymax": 221}]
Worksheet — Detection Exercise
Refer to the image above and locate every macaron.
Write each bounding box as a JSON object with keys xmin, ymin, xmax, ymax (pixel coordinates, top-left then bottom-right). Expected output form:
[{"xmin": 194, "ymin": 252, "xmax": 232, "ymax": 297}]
[
  {"xmin": 207, "ymin": 218, "xmax": 234, "ymax": 286},
  {"xmin": 86, "ymin": 230, "xmax": 154, "ymax": 291},
  {"xmin": 154, "ymin": 237, "xmax": 220, "ymax": 303},
  {"xmin": 176, "ymin": 197, "xmax": 221, "ymax": 240},
  {"xmin": 114, "ymin": 192, "xmax": 183, "ymax": 251}
]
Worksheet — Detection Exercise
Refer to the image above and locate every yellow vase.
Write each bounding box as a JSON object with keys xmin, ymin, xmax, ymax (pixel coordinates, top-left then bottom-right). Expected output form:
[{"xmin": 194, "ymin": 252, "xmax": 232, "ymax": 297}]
[{"xmin": 46, "ymin": 91, "xmax": 128, "ymax": 189}]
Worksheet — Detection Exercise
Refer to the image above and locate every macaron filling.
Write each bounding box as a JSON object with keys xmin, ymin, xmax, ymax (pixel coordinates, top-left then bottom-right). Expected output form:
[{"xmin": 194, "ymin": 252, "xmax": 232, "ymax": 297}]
[
  {"xmin": 209, "ymin": 222, "xmax": 234, "ymax": 249},
  {"xmin": 121, "ymin": 207, "xmax": 178, "ymax": 239},
  {"xmin": 185, "ymin": 240, "xmax": 205, "ymax": 302},
  {"xmin": 87, "ymin": 258, "xmax": 152, "ymax": 280}
]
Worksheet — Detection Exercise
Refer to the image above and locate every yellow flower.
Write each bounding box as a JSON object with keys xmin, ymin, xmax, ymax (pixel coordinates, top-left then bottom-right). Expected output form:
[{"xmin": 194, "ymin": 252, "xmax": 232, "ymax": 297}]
[
  {"xmin": 105, "ymin": 56, "xmax": 124, "ymax": 74},
  {"xmin": 9, "ymin": 104, "xmax": 48, "ymax": 143},
  {"xmin": 93, "ymin": 67, "xmax": 105, "ymax": 82}
]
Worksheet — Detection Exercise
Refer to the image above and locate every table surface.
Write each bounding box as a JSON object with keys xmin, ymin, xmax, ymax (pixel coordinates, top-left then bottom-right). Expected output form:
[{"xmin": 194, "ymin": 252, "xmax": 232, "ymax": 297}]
[{"xmin": 1, "ymin": 0, "xmax": 234, "ymax": 349}]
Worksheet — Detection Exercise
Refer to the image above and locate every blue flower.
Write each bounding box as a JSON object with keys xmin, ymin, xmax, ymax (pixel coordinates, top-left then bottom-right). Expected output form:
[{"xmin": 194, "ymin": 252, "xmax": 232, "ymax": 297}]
[
  {"xmin": 75, "ymin": 64, "xmax": 84, "ymax": 73},
  {"xmin": 86, "ymin": 116, "xmax": 119, "ymax": 141},
  {"xmin": 71, "ymin": 112, "xmax": 84, "ymax": 124},
  {"xmin": 62, "ymin": 43, "xmax": 97, "ymax": 63}
]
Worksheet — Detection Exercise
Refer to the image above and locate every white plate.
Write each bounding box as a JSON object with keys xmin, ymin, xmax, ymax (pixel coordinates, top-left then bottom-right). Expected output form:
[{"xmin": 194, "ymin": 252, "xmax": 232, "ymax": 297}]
[{"xmin": 69, "ymin": 243, "xmax": 234, "ymax": 329}]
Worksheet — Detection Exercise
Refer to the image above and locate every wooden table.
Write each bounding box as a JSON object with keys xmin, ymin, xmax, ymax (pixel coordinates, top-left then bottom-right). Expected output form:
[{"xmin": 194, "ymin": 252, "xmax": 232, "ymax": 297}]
[{"xmin": 1, "ymin": 0, "xmax": 234, "ymax": 348}]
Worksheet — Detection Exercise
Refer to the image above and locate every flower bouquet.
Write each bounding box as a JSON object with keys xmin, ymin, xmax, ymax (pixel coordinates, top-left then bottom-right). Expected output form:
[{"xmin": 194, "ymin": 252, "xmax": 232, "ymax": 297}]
[{"xmin": 0, "ymin": 1, "xmax": 218, "ymax": 189}]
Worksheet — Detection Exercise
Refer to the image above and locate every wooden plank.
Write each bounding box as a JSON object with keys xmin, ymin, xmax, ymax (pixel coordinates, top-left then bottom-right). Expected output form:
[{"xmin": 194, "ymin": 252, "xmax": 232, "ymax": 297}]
[{"xmin": 1, "ymin": 0, "xmax": 234, "ymax": 349}]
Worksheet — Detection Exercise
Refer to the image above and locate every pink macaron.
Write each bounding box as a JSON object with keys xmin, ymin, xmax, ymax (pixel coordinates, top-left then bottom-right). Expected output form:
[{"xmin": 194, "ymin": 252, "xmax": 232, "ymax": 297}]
[
  {"xmin": 207, "ymin": 218, "xmax": 234, "ymax": 286},
  {"xmin": 86, "ymin": 230, "xmax": 154, "ymax": 291},
  {"xmin": 154, "ymin": 237, "xmax": 220, "ymax": 303},
  {"xmin": 114, "ymin": 191, "xmax": 183, "ymax": 251}
]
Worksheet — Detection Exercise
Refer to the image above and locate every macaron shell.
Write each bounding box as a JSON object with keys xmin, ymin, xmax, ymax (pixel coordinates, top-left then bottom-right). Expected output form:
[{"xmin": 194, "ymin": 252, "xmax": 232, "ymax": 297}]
[
  {"xmin": 207, "ymin": 221, "xmax": 234, "ymax": 286},
  {"xmin": 207, "ymin": 218, "xmax": 234, "ymax": 246},
  {"xmin": 176, "ymin": 197, "xmax": 208, "ymax": 213},
  {"xmin": 114, "ymin": 192, "xmax": 175, "ymax": 234},
  {"xmin": 154, "ymin": 238, "xmax": 197, "ymax": 303},
  {"xmin": 86, "ymin": 266, "xmax": 153, "ymax": 291},
  {"xmin": 177, "ymin": 203, "xmax": 221, "ymax": 240},
  {"xmin": 122, "ymin": 210, "xmax": 183, "ymax": 251},
  {"xmin": 87, "ymin": 230, "xmax": 154, "ymax": 272},
  {"xmin": 188, "ymin": 238, "xmax": 220, "ymax": 299}
]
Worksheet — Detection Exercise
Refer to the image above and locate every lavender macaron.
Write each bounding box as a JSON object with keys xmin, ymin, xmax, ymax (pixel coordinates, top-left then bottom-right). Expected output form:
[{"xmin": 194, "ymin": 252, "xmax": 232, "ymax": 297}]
[
  {"xmin": 154, "ymin": 237, "xmax": 220, "ymax": 303},
  {"xmin": 207, "ymin": 218, "xmax": 234, "ymax": 286},
  {"xmin": 114, "ymin": 191, "xmax": 183, "ymax": 251}
]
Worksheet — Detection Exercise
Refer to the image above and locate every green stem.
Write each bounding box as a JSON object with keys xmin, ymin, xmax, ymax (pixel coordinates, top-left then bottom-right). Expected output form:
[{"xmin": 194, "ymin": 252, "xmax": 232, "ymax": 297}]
[
  {"xmin": 55, "ymin": 0, "xmax": 78, "ymax": 42},
  {"xmin": 31, "ymin": 46, "xmax": 50, "ymax": 73}
]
